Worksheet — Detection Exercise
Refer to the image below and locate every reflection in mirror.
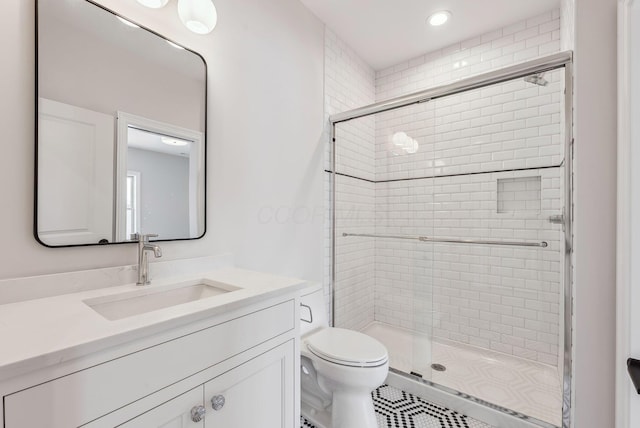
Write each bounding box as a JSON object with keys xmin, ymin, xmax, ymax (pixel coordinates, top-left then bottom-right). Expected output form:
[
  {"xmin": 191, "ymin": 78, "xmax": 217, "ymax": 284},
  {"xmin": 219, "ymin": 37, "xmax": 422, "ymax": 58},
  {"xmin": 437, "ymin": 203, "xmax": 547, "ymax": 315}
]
[
  {"xmin": 36, "ymin": 0, "xmax": 206, "ymax": 247},
  {"xmin": 115, "ymin": 113, "xmax": 204, "ymax": 242}
]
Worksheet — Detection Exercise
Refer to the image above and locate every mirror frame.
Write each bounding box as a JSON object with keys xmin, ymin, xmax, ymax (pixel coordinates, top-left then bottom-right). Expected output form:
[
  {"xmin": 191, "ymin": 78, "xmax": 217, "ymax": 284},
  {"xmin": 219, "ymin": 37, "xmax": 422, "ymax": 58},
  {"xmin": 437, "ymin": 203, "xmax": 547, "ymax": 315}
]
[{"xmin": 34, "ymin": 0, "xmax": 208, "ymax": 248}]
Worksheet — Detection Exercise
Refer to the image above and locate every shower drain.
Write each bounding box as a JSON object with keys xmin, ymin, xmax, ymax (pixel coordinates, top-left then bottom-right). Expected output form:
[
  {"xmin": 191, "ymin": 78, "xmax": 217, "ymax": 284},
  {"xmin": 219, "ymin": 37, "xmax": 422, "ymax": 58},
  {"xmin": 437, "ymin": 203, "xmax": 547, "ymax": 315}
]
[{"xmin": 431, "ymin": 363, "xmax": 447, "ymax": 372}]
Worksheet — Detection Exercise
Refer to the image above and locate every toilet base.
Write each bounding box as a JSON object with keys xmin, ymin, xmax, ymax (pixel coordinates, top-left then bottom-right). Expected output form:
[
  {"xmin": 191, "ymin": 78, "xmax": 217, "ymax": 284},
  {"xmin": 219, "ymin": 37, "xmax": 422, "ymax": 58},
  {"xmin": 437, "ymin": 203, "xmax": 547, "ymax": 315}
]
[
  {"xmin": 332, "ymin": 389, "xmax": 377, "ymax": 428},
  {"xmin": 301, "ymin": 401, "xmax": 331, "ymax": 428},
  {"xmin": 301, "ymin": 391, "xmax": 378, "ymax": 428}
]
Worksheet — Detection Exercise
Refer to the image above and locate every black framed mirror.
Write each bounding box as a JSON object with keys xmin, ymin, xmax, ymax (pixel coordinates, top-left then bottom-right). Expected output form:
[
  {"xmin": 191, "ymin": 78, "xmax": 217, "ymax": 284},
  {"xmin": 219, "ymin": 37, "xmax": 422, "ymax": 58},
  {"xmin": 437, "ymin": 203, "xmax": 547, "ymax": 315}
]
[{"xmin": 35, "ymin": 0, "xmax": 207, "ymax": 247}]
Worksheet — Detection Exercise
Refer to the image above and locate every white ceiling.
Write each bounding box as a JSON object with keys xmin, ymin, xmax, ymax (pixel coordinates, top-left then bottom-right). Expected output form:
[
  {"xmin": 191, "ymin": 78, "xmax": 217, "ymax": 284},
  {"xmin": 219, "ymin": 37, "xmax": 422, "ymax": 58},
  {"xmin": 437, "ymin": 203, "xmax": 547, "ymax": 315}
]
[
  {"xmin": 128, "ymin": 127, "xmax": 192, "ymax": 157},
  {"xmin": 300, "ymin": 0, "xmax": 560, "ymax": 70}
]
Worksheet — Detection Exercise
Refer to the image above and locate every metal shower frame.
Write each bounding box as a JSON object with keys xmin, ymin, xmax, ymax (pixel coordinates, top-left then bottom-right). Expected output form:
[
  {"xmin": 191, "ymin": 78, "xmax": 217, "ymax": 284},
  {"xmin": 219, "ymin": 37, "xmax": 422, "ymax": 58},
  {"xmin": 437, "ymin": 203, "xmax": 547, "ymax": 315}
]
[{"xmin": 328, "ymin": 51, "xmax": 574, "ymax": 428}]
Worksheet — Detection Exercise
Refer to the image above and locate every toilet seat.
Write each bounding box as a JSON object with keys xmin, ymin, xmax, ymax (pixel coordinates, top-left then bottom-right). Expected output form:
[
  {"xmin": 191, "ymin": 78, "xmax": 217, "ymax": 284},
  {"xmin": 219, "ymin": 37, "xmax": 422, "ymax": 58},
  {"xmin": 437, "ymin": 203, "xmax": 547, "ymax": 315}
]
[{"xmin": 306, "ymin": 328, "xmax": 388, "ymax": 368}]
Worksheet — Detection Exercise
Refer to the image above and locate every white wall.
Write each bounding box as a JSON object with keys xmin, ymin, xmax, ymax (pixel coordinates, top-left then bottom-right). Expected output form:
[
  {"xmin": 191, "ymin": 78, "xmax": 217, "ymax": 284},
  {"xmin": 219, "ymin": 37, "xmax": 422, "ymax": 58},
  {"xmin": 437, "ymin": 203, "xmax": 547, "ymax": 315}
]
[
  {"xmin": 0, "ymin": 0, "xmax": 324, "ymax": 282},
  {"xmin": 572, "ymin": 0, "xmax": 617, "ymax": 426},
  {"xmin": 39, "ymin": 7, "xmax": 205, "ymax": 132}
]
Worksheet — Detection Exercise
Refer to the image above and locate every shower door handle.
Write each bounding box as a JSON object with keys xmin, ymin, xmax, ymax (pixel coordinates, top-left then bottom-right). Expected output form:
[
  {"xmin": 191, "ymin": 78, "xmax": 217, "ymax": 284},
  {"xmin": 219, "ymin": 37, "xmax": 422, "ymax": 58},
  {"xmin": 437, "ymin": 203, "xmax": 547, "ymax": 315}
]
[
  {"xmin": 548, "ymin": 214, "xmax": 564, "ymax": 224},
  {"xmin": 548, "ymin": 208, "xmax": 566, "ymax": 232}
]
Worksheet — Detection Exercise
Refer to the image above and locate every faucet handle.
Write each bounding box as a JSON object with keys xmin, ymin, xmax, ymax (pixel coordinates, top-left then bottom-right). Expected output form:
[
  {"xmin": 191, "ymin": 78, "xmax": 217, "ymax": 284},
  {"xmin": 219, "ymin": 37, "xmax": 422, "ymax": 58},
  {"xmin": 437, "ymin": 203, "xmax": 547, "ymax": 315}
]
[{"xmin": 130, "ymin": 233, "xmax": 158, "ymax": 243}]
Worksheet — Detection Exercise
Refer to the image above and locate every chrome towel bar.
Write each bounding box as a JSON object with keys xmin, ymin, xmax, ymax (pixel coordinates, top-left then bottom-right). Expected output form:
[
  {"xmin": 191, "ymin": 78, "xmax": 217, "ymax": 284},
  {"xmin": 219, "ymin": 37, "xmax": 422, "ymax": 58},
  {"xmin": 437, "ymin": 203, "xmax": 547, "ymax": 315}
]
[{"xmin": 342, "ymin": 233, "xmax": 548, "ymax": 248}]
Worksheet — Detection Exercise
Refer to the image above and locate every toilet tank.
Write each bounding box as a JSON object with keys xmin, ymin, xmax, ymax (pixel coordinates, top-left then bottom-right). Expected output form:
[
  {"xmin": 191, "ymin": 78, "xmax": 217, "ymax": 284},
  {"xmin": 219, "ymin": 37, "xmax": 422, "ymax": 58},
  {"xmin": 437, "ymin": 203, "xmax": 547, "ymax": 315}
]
[{"xmin": 300, "ymin": 283, "xmax": 329, "ymax": 336}]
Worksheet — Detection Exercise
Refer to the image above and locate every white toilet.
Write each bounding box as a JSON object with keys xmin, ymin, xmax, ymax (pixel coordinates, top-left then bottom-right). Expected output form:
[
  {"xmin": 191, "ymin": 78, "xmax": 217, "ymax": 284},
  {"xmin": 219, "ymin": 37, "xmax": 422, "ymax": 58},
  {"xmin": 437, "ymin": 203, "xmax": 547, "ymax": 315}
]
[{"xmin": 300, "ymin": 284, "xmax": 389, "ymax": 428}]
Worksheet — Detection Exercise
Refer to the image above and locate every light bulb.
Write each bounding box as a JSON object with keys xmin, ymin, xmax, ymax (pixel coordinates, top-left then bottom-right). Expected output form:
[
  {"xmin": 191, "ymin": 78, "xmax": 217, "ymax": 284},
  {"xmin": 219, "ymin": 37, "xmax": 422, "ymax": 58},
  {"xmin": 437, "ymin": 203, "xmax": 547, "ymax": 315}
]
[
  {"xmin": 161, "ymin": 137, "xmax": 190, "ymax": 147},
  {"xmin": 427, "ymin": 11, "xmax": 451, "ymax": 27},
  {"xmin": 136, "ymin": 0, "xmax": 170, "ymax": 8},
  {"xmin": 178, "ymin": 0, "xmax": 218, "ymax": 35}
]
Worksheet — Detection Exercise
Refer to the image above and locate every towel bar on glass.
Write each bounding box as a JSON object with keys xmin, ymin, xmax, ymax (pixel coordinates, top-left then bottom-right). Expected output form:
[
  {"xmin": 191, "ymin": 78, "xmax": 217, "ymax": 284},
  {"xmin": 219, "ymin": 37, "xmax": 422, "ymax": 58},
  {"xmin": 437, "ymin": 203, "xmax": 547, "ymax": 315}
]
[{"xmin": 342, "ymin": 232, "xmax": 548, "ymax": 248}]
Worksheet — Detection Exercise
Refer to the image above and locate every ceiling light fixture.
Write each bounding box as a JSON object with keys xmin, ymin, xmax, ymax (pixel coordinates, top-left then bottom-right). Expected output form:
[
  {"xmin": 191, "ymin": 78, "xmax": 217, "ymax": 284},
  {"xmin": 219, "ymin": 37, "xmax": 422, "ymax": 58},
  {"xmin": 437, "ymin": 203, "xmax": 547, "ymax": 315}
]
[
  {"xmin": 177, "ymin": 0, "xmax": 218, "ymax": 35},
  {"xmin": 427, "ymin": 10, "xmax": 451, "ymax": 27},
  {"xmin": 136, "ymin": 0, "xmax": 218, "ymax": 35},
  {"xmin": 161, "ymin": 137, "xmax": 190, "ymax": 147}
]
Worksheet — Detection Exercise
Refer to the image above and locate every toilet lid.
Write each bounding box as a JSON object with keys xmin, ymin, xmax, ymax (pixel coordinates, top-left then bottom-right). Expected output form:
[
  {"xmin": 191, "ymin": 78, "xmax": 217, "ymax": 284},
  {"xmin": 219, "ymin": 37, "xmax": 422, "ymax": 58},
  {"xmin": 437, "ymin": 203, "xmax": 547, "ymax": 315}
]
[{"xmin": 306, "ymin": 328, "xmax": 388, "ymax": 368}]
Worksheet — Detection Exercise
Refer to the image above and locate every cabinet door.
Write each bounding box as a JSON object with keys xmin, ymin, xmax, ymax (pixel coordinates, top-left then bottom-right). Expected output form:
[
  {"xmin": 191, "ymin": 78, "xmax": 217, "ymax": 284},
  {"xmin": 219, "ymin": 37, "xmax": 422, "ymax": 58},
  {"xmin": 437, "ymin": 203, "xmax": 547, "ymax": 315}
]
[
  {"xmin": 119, "ymin": 386, "xmax": 204, "ymax": 428},
  {"xmin": 204, "ymin": 340, "xmax": 295, "ymax": 428}
]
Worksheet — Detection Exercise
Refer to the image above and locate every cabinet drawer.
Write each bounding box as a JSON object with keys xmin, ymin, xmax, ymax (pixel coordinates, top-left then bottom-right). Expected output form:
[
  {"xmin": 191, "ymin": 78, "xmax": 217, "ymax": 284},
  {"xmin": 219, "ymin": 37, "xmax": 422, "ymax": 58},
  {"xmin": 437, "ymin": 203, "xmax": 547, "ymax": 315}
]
[
  {"xmin": 118, "ymin": 386, "xmax": 203, "ymax": 428},
  {"xmin": 4, "ymin": 300, "xmax": 294, "ymax": 428}
]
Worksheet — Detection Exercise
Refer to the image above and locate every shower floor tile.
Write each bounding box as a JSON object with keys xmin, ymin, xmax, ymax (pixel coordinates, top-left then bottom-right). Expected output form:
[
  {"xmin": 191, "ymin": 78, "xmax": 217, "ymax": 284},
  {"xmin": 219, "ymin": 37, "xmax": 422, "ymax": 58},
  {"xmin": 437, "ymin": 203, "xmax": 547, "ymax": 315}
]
[
  {"xmin": 362, "ymin": 321, "xmax": 563, "ymax": 426},
  {"xmin": 300, "ymin": 384, "xmax": 493, "ymax": 428}
]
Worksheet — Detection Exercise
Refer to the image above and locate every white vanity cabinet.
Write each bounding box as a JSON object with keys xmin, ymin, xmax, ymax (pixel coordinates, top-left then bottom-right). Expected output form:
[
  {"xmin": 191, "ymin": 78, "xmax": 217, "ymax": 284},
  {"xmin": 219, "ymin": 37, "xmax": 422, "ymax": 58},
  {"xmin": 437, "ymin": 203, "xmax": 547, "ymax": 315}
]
[
  {"xmin": 121, "ymin": 341, "xmax": 294, "ymax": 428},
  {"xmin": 202, "ymin": 341, "xmax": 292, "ymax": 427},
  {"xmin": 1, "ymin": 294, "xmax": 299, "ymax": 428}
]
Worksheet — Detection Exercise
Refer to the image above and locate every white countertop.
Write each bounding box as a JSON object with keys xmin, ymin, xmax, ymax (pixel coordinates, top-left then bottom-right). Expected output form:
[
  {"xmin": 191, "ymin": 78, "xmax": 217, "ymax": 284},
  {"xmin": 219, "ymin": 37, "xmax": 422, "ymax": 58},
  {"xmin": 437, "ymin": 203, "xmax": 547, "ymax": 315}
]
[{"xmin": 0, "ymin": 267, "xmax": 306, "ymax": 382}]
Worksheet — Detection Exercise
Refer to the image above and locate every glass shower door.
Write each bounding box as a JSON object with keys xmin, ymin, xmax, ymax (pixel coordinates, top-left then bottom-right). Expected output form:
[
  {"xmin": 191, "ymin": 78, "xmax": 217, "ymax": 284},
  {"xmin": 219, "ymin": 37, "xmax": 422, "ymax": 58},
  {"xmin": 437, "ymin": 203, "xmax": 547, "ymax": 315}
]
[
  {"xmin": 331, "ymin": 62, "xmax": 568, "ymax": 428},
  {"xmin": 333, "ymin": 99, "xmax": 438, "ymax": 381},
  {"xmin": 423, "ymin": 69, "xmax": 567, "ymax": 426},
  {"xmin": 373, "ymin": 100, "xmax": 437, "ymax": 380}
]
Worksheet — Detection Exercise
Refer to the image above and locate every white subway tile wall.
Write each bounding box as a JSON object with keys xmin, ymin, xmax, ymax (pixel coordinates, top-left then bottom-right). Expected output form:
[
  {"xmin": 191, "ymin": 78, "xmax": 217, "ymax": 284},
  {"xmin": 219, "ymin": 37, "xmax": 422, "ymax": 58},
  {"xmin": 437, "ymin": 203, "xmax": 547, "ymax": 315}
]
[
  {"xmin": 326, "ymin": 10, "xmax": 565, "ymax": 365},
  {"xmin": 324, "ymin": 27, "xmax": 377, "ymax": 327},
  {"xmin": 334, "ymin": 173, "xmax": 376, "ymax": 330},
  {"xmin": 324, "ymin": 28, "xmax": 376, "ymax": 176},
  {"xmin": 372, "ymin": 168, "xmax": 564, "ymax": 365},
  {"xmin": 376, "ymin": 10, "xmax": 562, "ymax": 101},
  {"xmin": 376, "ymin": 69, "xmax": 564, "ymax": 182},
  {"xmin": 560, "ymin": 0, "xmax": 575, "ymax": 51}
]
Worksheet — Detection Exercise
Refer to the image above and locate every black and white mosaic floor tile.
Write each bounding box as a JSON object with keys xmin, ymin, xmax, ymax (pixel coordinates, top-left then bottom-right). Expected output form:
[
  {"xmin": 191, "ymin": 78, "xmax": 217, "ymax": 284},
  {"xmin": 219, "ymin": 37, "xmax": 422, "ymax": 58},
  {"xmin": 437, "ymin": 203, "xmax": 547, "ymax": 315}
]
[
  {"xmin": 301, "ymin": 384, "xmax": 493, "ymax": 428},
  {"xmin": 301, "ymin": 415, "xmax": 317, "ymax": 427}
]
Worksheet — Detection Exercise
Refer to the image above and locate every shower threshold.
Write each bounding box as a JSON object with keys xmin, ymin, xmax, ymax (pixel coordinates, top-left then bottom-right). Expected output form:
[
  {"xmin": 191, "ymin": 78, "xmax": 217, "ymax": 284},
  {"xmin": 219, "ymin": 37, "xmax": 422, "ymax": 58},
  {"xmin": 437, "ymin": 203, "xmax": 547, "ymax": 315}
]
[{"xmin": 361, "ymin": 321, "xmax": 562, "ymax": 426}]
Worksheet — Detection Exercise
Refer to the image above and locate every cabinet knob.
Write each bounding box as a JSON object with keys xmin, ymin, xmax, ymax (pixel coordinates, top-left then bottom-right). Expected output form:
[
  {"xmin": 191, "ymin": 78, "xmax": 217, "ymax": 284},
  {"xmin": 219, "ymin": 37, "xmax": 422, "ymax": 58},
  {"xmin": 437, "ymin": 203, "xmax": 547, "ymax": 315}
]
[
  {"xmin": 190, "ymin": 405, "xmax": 206, "ymax": 422},
  {"xmin": 211, "ymin": 395, "xmax": 225, "ymax": 411}
]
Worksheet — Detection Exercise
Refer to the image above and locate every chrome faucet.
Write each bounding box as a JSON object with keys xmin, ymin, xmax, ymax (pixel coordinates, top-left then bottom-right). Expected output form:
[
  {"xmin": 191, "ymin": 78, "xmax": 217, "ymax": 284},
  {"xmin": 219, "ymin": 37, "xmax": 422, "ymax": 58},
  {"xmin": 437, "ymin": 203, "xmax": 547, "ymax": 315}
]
[{"xmin": 131, "ymin": 233, "xmax": 162, "ymax": 286}]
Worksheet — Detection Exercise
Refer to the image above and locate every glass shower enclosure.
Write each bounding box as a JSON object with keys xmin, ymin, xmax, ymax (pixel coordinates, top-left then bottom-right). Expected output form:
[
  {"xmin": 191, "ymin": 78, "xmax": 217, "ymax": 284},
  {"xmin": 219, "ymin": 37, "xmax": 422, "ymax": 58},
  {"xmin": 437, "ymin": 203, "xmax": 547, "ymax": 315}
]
[{"xmin": 329, "ymin": 52, "xmax": 572, "ymax": 428}]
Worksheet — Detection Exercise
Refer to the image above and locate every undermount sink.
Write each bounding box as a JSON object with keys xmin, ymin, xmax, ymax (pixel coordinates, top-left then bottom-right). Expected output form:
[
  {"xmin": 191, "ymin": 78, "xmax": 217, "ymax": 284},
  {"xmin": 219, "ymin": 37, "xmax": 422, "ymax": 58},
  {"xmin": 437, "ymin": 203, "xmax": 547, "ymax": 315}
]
[{"xmin": 84, "ymin": 279, "xmax": 240, "ymax": 321}]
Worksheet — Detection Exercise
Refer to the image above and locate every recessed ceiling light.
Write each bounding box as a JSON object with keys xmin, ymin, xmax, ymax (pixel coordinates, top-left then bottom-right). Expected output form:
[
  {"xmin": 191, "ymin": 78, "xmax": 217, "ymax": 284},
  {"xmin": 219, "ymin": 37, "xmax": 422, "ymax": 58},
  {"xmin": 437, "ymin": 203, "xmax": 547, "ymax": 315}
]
[
  {"xmin": 427, "ymin": 10, "xmax": 451, "ymax": 27},
  {"xmin": 161, "ymin": 137, "xmax": 190, "ymax": 147}
]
